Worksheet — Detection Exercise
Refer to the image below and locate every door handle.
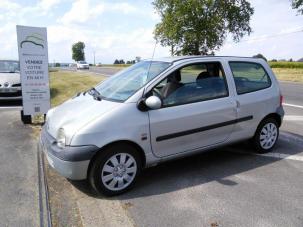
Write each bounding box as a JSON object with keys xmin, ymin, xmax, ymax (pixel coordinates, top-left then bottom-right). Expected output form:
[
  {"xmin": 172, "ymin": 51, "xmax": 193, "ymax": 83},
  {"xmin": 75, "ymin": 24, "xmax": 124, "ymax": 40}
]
[{"xmin": 236, "ymin": 100, "xmax": 240, "ymax": 108}]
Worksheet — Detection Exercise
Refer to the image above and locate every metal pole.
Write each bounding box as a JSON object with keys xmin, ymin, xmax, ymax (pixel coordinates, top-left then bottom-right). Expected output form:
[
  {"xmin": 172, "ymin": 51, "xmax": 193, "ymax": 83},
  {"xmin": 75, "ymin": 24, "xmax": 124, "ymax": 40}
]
[{"xmin": 93, "ymin": 51, "xmax": 95, "ymax": 66}]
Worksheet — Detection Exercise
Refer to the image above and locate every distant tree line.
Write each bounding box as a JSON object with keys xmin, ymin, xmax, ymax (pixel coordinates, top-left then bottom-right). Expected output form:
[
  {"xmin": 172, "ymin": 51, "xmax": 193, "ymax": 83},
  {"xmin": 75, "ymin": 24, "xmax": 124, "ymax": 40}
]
[
  {"xmin": 252, "ymin": 53, "xmax": 303, "ymax": 62},
  {"xmin": 113, "ymin": 57, "xmax": 141, "ymax": 64}
]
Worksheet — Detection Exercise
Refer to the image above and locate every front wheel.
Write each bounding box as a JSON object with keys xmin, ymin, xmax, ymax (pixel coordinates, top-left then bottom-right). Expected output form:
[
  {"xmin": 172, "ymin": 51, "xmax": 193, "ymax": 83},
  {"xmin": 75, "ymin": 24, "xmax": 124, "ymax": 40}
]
[
  {"xmin": 253, "ymin": 118, "xmax": 279, "ymax": 153},
  {"xmin": 89, "ymin": 144, "xmax": 141, "ymax": 196}
]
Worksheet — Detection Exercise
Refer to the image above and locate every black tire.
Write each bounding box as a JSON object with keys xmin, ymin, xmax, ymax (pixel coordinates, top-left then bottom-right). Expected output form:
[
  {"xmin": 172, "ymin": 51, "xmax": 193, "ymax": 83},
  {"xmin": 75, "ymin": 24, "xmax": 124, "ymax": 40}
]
[
  {"xmin": 88, "ymin": 143, "xmax": 142, "ymax": 196},
  {"xmin": 253, "ymin": 118, "xmax": 279, "ymax": 153}
]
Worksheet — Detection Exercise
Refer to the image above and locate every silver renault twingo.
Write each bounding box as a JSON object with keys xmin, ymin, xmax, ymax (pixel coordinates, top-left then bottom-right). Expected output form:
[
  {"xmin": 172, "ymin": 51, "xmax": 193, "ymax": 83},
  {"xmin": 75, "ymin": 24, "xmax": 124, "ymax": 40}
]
[{"xmin": 40, "ymin": 56, "xmax": 284, "ymax": 196}]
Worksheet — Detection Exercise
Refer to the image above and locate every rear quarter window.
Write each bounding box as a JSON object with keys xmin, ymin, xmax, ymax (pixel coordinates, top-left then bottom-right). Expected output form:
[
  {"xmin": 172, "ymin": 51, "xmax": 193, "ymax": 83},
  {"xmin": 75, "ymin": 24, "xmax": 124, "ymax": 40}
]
[{"xmin": 229, "ymin": 62, "xmax": 271, "ymax": 94}]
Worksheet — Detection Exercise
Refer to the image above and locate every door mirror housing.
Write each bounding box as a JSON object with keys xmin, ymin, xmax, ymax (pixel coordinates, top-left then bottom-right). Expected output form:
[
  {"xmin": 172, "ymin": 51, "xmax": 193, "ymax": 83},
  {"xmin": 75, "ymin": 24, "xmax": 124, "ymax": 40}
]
[{"xmin": 145, "ymin": 96, "xmax": 162, "ymax": 110}]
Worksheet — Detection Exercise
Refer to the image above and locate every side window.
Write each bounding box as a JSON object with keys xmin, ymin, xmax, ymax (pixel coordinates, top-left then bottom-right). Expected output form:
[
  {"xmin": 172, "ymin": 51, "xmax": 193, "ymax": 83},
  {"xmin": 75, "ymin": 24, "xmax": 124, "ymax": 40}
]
[
  {"xmin": 229, "ymin": 62, "xmax": 271, "ymax": 94},
  {"xmin": 151, "ymin": 62, "xmax": 228, "ymax": 107}
]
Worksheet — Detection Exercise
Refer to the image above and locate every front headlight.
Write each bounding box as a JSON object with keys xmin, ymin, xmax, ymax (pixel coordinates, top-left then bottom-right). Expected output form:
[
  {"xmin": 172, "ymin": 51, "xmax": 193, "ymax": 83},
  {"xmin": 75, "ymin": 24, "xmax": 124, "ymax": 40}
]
[{"xmin": 56, "ymin": 128, "xmax": 66, "ymax": 148}]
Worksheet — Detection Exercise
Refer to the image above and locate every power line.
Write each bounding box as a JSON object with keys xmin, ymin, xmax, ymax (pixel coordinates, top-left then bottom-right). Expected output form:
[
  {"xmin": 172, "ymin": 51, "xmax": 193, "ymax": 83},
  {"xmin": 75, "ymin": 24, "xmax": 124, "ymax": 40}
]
[{"xmin": 227, "ymin": 27, "xmax": 303, "ymax": 44}]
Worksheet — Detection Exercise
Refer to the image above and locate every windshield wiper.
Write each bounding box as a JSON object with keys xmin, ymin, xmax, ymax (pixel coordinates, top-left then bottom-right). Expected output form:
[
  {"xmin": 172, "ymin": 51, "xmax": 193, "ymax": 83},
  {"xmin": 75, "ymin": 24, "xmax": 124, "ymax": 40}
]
[{"xmin": 88, "ymin": 87, "xmax": 102, "ymax": 101}]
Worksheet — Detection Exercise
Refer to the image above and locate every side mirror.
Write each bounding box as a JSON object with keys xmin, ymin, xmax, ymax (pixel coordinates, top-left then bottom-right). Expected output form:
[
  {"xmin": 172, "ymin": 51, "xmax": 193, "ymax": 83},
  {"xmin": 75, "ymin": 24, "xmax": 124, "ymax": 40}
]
[{"xmin": 145, "ymin": 96, "xmax": 162, "ymax": 110}]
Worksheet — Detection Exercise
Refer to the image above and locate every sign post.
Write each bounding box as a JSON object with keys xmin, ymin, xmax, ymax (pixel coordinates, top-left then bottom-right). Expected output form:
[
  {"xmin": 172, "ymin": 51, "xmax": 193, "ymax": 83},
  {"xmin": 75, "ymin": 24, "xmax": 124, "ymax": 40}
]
[{"xmin": 16, "ymin": 25, "xmax": 50, "ymax": 124}]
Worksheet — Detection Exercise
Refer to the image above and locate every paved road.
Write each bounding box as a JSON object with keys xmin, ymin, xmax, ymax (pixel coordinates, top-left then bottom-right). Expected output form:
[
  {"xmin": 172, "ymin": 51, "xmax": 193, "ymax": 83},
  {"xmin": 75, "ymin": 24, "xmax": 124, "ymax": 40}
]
[
  {"xmin": 61, "ymin": 66, "xmax": 121, "ymax": 76},
  {"xmin": 280, "ymin": 81, "xmax": 303, "ymax": 106},
  {"xmin": 0, "ymin": 109, "xmax": 39, "ymax": 226}
]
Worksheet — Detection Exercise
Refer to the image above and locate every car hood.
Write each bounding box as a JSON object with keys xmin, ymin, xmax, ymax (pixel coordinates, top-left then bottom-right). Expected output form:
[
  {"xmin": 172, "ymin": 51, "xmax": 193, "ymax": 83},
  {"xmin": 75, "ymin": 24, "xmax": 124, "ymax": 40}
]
[
  {"xmin": 46, "ymin": 93, "xmax": 122, "ymax": 143},
  {"xmin": 0, "ymin": 73, "xmax": 20, "ymax": 85}
]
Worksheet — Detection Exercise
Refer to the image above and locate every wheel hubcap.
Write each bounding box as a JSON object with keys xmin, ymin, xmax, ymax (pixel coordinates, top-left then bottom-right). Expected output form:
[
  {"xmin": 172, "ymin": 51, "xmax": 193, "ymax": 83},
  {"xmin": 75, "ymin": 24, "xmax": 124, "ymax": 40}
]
[
  {"xmin": 101, "ymin": 153, "xmax": 137, "ymax": 191},
  {"xmin": 260, "ymin": 122, "xmax": 278, "ymax": 149}
]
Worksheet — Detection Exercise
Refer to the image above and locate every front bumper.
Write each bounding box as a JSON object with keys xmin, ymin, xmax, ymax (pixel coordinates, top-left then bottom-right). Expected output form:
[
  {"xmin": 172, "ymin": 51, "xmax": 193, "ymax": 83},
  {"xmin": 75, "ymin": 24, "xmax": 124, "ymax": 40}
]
[
  {"xmin": 0, "ymin": 88, "xmax": 22, "ymax": 100},
  {"xmin": 78, "ymin": 65, "xmax": 89, "ymax": 69},
  {"xmin": 0, "ymin": 96, "xmax": 22, "ymax": 100},
  {"xmin": 39, "ymin": 127, "xmax": 99, "ymax": 180}
]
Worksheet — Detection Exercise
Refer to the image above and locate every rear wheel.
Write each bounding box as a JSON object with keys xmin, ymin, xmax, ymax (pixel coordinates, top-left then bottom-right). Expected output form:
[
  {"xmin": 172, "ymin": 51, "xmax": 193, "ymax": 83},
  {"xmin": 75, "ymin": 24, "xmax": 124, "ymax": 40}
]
[
  {"xmin": 253, "ymin": 118, "xmax": 279, "ymax": 153},
  {"xmin": 89, "ymin": 144, "xmax": 142, "ymax": 196}
]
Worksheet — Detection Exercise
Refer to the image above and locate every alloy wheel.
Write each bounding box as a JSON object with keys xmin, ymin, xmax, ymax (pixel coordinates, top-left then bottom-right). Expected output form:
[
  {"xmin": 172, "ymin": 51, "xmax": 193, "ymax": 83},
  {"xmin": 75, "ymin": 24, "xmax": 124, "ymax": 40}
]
[{"xmin": 101, "ymin": 153, "xmax": 137, "ymax": 191}]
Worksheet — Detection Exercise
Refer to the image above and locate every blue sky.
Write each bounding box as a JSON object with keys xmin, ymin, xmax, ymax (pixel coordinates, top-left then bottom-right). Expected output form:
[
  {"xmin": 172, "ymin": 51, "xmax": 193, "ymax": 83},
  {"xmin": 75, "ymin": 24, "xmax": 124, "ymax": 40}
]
[{"xmin": 0, "ymin": 0, "xmax": 302, "ymax": 63}]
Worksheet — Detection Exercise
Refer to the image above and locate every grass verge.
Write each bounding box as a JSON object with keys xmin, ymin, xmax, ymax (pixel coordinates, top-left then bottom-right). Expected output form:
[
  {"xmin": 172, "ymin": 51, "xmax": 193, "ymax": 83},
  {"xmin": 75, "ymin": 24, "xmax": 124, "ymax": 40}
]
[
  {"xmin": 272, "ymin": 68, "xmax": 303, "ymax": 83},
  {"xmin": 50, "ymin": 71, "xmax": 106, "ymax": 107}
]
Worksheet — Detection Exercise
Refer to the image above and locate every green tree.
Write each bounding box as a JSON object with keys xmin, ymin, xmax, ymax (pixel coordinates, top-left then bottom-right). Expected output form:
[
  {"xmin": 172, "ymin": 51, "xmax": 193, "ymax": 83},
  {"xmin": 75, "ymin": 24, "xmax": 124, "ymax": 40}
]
[
  {"xmin": 153, "ymin": 0, "xmax": 254, "ymax": 55},
  {"xmin": 292, "ymin": 0, "xmax": 303, "ymax": 14},
  {"xmin": 72, "ymin": 41, "xmax": 85, "ymax": 62},
  {"xmin": 253, "ymin": 53, "xmax": 267, "ymax": 61},
  {"xmin": 114, "ymin": 59, "xmax": 119, "ymax": 64}
]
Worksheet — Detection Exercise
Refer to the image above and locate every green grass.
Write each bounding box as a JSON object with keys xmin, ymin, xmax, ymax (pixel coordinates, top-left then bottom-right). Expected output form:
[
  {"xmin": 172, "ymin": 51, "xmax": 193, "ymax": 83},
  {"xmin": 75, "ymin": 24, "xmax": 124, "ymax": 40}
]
[
  {"xmin": 50, "ymin": 71, "xmax": 106, "ymax": 107},
  {"xmin": 269, "ymin": 61, "xmax": 303, "ymax": 69}
]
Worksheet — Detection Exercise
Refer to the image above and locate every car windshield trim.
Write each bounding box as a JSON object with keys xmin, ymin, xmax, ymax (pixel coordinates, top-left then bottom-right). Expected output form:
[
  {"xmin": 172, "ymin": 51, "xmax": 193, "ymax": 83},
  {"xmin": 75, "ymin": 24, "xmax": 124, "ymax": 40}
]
[{"xmin": 94, "ymin": 61, "xmax": 171, "ymax": 102}]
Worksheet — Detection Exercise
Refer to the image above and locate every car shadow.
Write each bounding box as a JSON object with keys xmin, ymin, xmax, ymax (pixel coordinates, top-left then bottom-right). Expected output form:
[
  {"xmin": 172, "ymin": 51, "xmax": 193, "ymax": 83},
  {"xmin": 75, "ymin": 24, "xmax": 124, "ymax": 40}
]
[
  {"xmin": 0, "ymin": 100, "xmax": 22, "ymax": 107},
  {"xmin": 69, "ymin": 131, "xmax": 303, "ymax": 200}
]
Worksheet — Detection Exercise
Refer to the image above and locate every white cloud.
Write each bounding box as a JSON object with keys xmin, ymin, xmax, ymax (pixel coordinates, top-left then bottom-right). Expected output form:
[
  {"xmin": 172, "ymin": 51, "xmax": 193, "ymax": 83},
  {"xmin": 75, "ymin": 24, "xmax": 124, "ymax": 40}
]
[
  {"xmin": 59, "ymin": 0, "xmax": 139, "ymax": 25},
  {"xmin": 47, "ymin": 24, "xmax": 169, "ymax": 63},
  {"xmin": 0, "ymin": 0, "xmax": 21, "ymax": 11},
  {"xmin": 107, "ymin": 2, "xmax": 137, "ymax": 14},
  {"xmin": 38, "ymin": 0, "xmax": 62, "ymax": 11},
  {"xmin": 60, "ymin": 0, "xmax": 105, "ymax": 24}
]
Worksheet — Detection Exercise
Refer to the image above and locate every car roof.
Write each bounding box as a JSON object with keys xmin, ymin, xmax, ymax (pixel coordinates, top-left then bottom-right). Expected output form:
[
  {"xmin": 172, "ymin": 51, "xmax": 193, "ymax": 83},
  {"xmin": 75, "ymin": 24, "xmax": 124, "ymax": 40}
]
[{"xmin": 143, "ymin": 56, "xmax": 264, "ymax": 63}]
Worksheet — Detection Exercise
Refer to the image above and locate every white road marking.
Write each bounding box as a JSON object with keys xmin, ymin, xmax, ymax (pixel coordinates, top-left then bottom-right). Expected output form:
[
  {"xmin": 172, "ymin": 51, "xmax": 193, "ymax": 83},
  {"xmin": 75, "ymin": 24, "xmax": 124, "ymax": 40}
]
[
  {"xmin": 230, "ymin": 150, "xmax": 303, "ymax": 162},
  {"xmin": 284, "ymin": 115, "xmax": 303, "ymax": 121},
  {"xmin": 283, "ymin": 103, "xmax": 303, "ymax": 109},
  {"xmin": 256, "ymin": 153, "xmax": 303, "ymax": 161},
  {"xmin": 229, "ymin": 132, "xmax": 303, "ymax": 161}
]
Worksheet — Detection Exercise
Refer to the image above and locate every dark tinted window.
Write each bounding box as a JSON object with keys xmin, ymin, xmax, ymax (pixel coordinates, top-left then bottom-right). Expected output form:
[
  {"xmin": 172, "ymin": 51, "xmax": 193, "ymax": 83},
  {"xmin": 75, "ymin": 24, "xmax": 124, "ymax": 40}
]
[
  {"xmin": 229, "ymin": 62, "xmax": 271, "ymax": 94},
  {"xmin": 151, "ymin": 62, "xmax": 228, "ymax": 107}
]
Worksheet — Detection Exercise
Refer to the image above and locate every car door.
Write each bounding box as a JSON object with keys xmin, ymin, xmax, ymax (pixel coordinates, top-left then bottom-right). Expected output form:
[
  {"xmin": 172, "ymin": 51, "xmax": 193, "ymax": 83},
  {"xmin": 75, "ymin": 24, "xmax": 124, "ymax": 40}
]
[
  {"xmin": 148, "ymin": 61, "xmax": 237, "ymax": 158},
  {"xmin": 228, "ymin": 61, "xmax": 275, "ymax": 140}
]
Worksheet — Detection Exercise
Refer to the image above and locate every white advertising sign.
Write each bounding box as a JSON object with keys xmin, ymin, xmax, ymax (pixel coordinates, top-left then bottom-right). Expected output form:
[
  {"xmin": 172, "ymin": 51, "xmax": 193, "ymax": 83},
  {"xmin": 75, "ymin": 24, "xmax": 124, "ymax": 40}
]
[{"xmin": 16, "ymin": 25, "xmax": 50, "ymax": 115}]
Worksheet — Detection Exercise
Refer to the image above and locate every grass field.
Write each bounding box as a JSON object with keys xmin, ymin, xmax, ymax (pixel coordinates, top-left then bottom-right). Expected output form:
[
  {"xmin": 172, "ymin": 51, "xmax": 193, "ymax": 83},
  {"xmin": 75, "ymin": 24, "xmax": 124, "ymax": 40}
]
[
  {"xmin": 269, "ymin": 61, "xmax": 303, "ymax": 69},
  {"xmin": 50, "ymin": 71, "xmax": 106, "ymax": 106},
  {"xmin": 272, "ymin": 68, "xmax": 303, "ymax": 82}
]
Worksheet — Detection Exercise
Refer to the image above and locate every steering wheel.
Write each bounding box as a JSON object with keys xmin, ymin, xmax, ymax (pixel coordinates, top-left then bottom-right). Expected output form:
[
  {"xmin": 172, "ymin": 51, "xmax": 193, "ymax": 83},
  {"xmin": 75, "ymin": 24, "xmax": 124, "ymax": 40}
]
[
  {"xmin": 241, "ymin": 77, "xmax": 249, "ymax": 81},
  {"xmin": 153, "ymin": 88, "xmax": 163, "ymax": 99}
]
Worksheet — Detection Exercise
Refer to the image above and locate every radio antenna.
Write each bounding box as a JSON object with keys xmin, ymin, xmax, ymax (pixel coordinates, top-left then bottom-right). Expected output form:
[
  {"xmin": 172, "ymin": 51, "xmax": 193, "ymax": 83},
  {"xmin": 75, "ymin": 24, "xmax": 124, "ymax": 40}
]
[{"xmin": 146, "ymin": 41, "xmax": 157, "ymax": 79}]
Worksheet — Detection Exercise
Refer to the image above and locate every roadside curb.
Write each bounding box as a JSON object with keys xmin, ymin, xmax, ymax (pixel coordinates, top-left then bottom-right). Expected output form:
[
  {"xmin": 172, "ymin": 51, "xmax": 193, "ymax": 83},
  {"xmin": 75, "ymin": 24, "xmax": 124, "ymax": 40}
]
[{"xmin": 37, "ymin": 144, "xmax": 52, "ymax": 227}]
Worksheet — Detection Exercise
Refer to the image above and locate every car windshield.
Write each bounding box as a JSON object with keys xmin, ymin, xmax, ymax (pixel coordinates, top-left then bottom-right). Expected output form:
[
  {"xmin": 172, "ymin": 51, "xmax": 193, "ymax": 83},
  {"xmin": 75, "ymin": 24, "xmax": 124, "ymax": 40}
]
[
  {"xmin": 79, "ymin": 61, "xmax": 87, "ymax": 64},
  {"xmin": 95, "ymin": 61, "xmax": 171, "ymax": 102},
  {"xmin": 0, "ymin": 61, "xmax": 19, "ymax": 73}
]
